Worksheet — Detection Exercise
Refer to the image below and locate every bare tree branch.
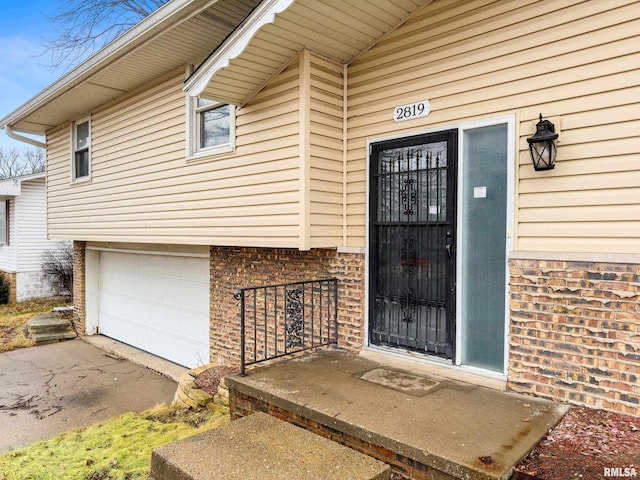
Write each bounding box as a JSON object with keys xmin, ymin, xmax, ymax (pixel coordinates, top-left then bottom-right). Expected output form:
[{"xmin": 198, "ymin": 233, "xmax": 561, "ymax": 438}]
[
  {"xmin": 42, "ymin": 0, "xmax": 167, "ymax": 71},
  {"xmin": 22, "ymin": 149, "xmax": 46, "ymax": 175},
  {"xmin": 0, "ymin": 148, "xmax": 45, "ymax": 179},
  {"xmin": 41, "ymin": 242, "xmax": 74, "ymax": 299}
]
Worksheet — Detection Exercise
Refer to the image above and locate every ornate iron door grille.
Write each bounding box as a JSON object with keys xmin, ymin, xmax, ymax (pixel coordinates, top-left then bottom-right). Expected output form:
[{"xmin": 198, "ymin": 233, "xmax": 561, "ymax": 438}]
[{"xmin": 369, "ymin": 131, "xmax": 457, "ymax": 359}]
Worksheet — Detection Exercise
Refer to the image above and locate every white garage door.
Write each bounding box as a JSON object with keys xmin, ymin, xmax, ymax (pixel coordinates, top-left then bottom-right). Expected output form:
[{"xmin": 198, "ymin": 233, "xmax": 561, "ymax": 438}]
[{"xmin": 98, "ymin": 250, "xmax": 209, "ymax": 368}]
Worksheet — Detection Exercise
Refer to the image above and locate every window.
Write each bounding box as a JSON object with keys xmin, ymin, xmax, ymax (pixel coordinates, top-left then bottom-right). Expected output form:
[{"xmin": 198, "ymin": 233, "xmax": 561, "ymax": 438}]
[
  {"xmin": 187, "ymin": 97, "xmax": 234, "ymax": 158},
  {"xmin": 0, "ymin": 200, "xmax": 8, "ymax": 246},
  {"xmin": 72, "ymin": 118, "xmax": 91, "ymax": 181}
]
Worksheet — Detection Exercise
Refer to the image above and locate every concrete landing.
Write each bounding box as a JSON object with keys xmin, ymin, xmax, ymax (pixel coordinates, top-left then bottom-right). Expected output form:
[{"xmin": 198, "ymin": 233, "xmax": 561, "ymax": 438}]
[
  {"xmin": 227, "ymin": 349, "xmax": 569, "ymax": 480},
  {"xmin": 151, "ymin": 411, "xmax": 391, "ymax": 480}
]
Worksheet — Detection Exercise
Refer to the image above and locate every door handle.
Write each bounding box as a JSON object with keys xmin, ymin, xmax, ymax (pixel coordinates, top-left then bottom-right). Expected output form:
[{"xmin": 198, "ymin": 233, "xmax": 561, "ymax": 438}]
[{"xmin": 445, "ymin": 230, "xmax": 453, "ymax": 258}]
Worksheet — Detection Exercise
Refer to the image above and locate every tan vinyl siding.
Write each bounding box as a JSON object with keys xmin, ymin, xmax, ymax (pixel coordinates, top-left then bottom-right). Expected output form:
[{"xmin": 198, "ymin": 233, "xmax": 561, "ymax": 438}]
[
  {"xmin": 46, "ymin": 125, "xmax": 72, "ymax": 189},
  {"xmin": 346, "ymin": 0, "xmax": 640, "ymax": 253},
  {"xmin": 309, "ymin": 53, "xmax": 344, "ymax": 248},
  {"xmin": 47, "ymin": 68, "xmax": 302, "ymax": 247}
]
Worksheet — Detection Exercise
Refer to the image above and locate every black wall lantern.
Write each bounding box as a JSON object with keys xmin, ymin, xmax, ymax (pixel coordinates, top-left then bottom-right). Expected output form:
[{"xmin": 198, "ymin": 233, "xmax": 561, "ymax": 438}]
[{"xmin": 527, "ymin": 113, "xmax": 558, "ymax": 171}]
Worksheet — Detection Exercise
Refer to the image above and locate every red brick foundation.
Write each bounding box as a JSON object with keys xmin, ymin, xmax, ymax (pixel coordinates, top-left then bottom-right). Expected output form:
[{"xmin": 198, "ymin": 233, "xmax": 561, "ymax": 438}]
[
  {"xmin": 508, "ymin": 258, "xmax": 640, "ymax": 415},
  {"xmin": 209, "ymin": 247, "xmax": 365, "ymax": 367},
  {"xmin": 229, "ymin": 389, "xmax": 455, "ymax": 480}
]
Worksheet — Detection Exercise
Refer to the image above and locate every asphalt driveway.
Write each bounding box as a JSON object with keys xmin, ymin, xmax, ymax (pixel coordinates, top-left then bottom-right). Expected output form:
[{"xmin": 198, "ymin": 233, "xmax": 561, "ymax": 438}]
[{"xmin": 0, "ymin": 339, "xmax": 178, "ymax": 453}]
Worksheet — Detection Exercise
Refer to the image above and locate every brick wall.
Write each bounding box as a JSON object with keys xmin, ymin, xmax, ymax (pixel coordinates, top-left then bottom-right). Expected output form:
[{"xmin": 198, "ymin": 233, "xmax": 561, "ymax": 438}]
[
  {"xmin": 229, "ymin": 389, "xmax": 455, "ymax": 480},
  {"xmin": 509, "ymin": 258, "xmax": 640, "ymax": 415},
  {"xmin": 209, "ymin": 247, "xmax": 365, "ymax": 367},
  {"xmin": 72, "ymin": 241, "xmax": 86, "ymax": 335}
]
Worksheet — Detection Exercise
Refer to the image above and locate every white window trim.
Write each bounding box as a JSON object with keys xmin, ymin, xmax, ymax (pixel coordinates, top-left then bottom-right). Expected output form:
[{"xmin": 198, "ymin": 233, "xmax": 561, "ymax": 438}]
[
  {"xmin": 185, "ymin": 96, "xmax": 235, "ymax": 160},
  {"xmin": 70, "ymin": 116, "xmax": 91, "ymax": 183}
]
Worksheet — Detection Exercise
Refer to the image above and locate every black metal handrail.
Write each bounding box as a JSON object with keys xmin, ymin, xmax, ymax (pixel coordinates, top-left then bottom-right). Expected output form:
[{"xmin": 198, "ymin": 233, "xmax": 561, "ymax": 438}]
[{"xmin": 234, "ymin": 278, "xmax": 338, "ymax": 375}]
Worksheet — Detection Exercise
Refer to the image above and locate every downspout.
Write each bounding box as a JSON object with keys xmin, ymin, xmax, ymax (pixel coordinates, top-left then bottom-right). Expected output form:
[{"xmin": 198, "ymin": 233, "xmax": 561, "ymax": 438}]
[
  {"xmin": 4, "ymin": 125, "xmax": 46, "ymax": 149},
  {"xmin": 342, "ymin": 63, "xmax": 348, "ymax": 247},
  {"xmin": 298, "ymin": 50, "xmax": 311, "ymax": 251}
]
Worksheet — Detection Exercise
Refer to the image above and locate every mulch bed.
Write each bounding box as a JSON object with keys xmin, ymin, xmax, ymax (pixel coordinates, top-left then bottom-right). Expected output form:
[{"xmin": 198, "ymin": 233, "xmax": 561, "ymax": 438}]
[
  {"xmin": 516, "ymin": 407, "xmax": 640, "ymax": 480},
  {"xmin": 193, "ymin": 365, "xmax": 239, "ymax": 396}
]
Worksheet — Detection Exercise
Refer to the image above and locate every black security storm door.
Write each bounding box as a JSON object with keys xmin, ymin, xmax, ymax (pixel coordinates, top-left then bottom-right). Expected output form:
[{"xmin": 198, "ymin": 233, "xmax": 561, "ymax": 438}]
[{"xmin": 369, "ymin": 131, "xmax": 457, "ymax": 359}]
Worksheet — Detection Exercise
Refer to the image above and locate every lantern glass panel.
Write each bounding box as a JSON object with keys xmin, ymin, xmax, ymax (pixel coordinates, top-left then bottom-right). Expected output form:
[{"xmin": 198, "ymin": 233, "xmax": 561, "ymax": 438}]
[{"xmin": 530, "ymin": 140, "xmax": 557, "ymax": 170}]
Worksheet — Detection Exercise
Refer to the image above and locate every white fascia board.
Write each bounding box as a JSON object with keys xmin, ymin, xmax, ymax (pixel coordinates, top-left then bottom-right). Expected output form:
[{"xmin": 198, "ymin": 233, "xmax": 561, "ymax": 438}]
[
  {"xmin": 0, "ymin": 0, "xmax": 218, "ymax": 133},
  {"xmin": 0, "ymin": 172, "xmax": 45, "ymax": 197},
  {"xmin": 184, "ymin": 0, "xmax": 294, "ymax": 100},
  {"xmin": 14, "ymin": 172, "xmax": 45, "ymax": 182},
  {"xmin": 0, "ymin": 179, "xmax": 23, "ymax": 197}
]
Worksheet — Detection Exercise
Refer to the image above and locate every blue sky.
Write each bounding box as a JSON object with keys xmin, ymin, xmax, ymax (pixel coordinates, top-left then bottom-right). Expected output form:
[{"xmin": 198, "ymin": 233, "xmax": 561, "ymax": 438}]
[{"xmin": 0, "ymin": 1, "xmax": 64, "ymax": 151}]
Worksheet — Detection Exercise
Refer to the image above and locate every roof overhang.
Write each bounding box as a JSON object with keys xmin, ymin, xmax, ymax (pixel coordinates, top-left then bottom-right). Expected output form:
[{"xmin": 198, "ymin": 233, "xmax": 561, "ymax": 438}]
[
  {"xmin": 0, "ymin": 0, "xmax": 260, "ymax": 136},
  {"xmin": 2, "ymin": 0, "xmax": 430, "ymax": 138},
  {"xmin": 184, "ymin": 0, "xmax": 432, "ymax": 106}
]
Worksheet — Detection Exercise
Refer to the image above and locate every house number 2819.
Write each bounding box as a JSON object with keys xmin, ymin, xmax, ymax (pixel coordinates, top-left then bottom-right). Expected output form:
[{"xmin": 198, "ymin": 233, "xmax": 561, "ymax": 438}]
[{"xmin": 393, "ymin": 100, "xmax": 431, "ymax": 122}]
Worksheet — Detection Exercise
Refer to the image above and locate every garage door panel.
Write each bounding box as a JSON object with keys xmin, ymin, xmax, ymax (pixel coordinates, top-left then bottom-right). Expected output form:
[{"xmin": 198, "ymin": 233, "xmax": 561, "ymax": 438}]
[
  {"xmin": 165, "ymin": 256, "xmax": 187, "ymax": 276},
  {"xmin": 174, "ymin": 281, "xmax": 209, "ymax": 310},
  {"xmin": 97, "ymin": 251, "xmax": 209, "ymax": 368}
]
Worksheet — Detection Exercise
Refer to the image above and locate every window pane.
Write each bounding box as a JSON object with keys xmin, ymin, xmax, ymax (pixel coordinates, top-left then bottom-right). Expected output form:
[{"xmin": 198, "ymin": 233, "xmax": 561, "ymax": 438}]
[
  {"xmin": 75, "ymin": 149, "xmax": 89, "ymax": 178},
  {"xmin": 460, "ymin": 124, "xmax": 508, "ymax": 372},
  {"xmin": 76, "ymin": 121, "xmax": 89, "ymax": 150},
  {"xmin": 376, "ymin": 142, "xmax": 447, "ymax": 222},
  {"xmin": 0, "ymin": 200, "xmax": 6, "ymax": 245},
  {"xmin": 200, "ymin": 105, "xmax": 230, "ymax": 149}
]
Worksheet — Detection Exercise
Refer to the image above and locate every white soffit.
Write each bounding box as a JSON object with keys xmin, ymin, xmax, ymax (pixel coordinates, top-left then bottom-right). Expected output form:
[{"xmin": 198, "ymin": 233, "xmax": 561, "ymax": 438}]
[{"xmin": 184, "ymin": 0, "xmax": 428, "ymax": 106}]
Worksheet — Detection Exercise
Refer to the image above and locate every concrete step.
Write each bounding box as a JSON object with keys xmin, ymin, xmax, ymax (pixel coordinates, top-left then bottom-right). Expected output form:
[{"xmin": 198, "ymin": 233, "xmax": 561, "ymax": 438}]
[
  {"xmin": 30, "ymin": 331, "xmax": 77, "ymax": 343},
  {"xmin": 27, "ymin": 314, "xmax": 76, "ymax": 343},
  {"xmin": 151, "ymin": 412, "xmax": 391, "ymax": 480},
  {"xmin": 53, "ymin": 306, "xmax": 74, "ymax": 314},
  {"xmin": 28, "ymin": 314, "xmax": 72, "ymax": 330},
  {"xmin": 29, "ymin": 323, "xmax": 73, "ymax": 334}
]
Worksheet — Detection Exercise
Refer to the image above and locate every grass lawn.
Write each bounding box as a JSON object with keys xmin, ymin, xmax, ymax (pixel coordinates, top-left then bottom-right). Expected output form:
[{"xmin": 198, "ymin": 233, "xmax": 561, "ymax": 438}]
[
  {"xmin": 0, "ymin": 404, "xmax": 229, "ymax": 480},
  {"xmin": 0, "ymin": 298, "xmax": 71, "ymax": 353}
]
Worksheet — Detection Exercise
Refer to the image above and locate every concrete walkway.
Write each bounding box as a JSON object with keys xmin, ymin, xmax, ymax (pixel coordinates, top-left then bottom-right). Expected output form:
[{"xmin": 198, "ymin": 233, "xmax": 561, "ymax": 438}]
[
  {"xmin": 0, "ymin": 339, "xmax": 178, "ymax": 453},
  {"xmin": 83, "ymin": 335, "xmax": 187, "ymax": 382},
  {"xmin": 227, "ymin": 349, "xmax": 569, "ymax": 480}
]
